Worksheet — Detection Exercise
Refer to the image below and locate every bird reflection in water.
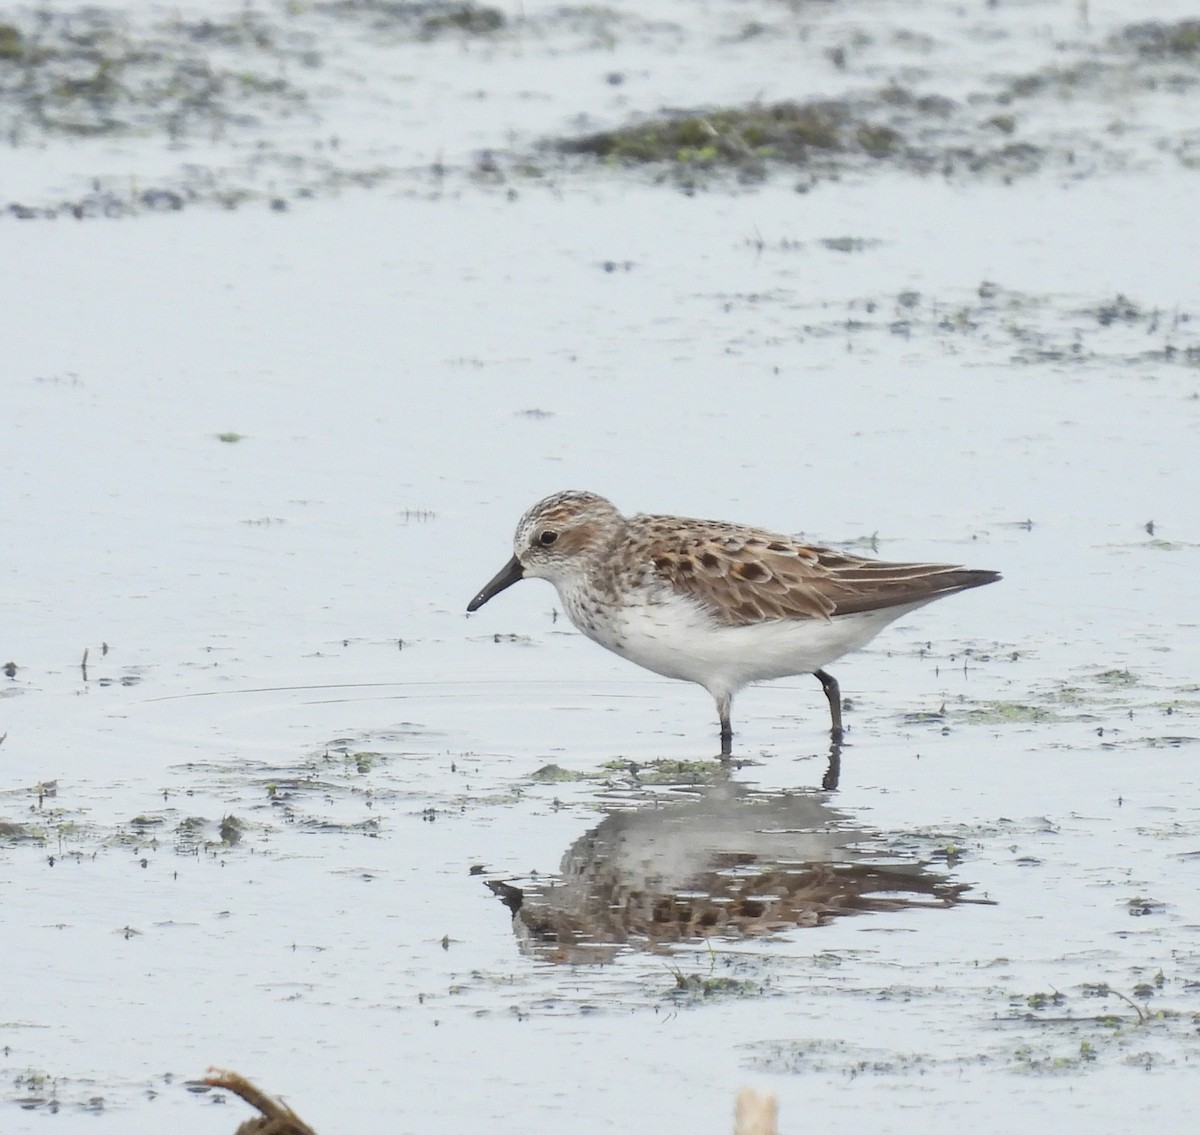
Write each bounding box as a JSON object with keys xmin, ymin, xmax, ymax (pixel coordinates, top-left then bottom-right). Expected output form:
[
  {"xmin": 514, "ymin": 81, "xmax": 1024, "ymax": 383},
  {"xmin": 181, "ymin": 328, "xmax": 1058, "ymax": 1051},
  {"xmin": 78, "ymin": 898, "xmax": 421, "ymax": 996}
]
[{"xmin": 487, "ymin": 782, "xmax": 987, "ymax": 964}]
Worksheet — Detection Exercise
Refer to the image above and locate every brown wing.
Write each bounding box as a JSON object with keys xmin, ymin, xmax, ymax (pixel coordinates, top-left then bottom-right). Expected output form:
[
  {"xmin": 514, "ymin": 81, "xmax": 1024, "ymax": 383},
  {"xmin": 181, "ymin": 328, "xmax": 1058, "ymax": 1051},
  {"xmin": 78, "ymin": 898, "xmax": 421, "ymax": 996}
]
[{"xmin": 630, "ymin": 515, "xmax": 1000, "ymax": 627}]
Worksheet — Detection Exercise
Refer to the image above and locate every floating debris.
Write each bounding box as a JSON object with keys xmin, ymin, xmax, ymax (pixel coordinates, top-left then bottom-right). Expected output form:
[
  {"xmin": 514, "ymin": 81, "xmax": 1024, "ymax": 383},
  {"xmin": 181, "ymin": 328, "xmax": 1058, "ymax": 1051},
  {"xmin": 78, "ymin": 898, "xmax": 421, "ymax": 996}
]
[{"xmin": 201, "ymin": 1068, "xmax": 318, "ymax": 1135}]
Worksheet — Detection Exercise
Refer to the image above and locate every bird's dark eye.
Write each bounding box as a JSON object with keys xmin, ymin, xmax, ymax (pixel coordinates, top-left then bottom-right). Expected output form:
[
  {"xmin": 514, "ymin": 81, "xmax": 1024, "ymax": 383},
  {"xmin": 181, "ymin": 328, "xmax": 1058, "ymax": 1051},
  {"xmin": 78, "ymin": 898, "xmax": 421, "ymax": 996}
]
[{"xmin": 539, "ymin": 530, "xmax": 558, "ymax": 546}]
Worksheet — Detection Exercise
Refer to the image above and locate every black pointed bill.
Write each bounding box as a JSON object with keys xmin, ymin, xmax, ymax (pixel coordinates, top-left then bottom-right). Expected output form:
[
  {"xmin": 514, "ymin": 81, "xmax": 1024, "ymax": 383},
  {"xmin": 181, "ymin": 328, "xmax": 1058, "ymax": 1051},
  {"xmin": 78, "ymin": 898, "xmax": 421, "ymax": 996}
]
[{"xmin": 467, "ymin": 555, "xmax": 525, "ymax": 612}]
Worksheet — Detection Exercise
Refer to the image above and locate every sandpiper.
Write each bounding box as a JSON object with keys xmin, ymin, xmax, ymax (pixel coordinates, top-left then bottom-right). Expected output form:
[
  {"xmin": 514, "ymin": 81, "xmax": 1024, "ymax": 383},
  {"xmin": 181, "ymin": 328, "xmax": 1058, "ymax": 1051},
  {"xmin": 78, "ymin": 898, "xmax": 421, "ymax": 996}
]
[{"xmin": 467, "ymin": 491, "xmax": 999, "ymax": 756}]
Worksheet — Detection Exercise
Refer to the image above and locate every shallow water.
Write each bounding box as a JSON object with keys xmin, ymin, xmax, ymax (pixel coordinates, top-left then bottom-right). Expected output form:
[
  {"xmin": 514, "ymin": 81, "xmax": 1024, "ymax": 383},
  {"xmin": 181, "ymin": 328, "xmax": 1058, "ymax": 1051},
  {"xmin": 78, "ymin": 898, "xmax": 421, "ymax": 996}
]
[{"xmin": 3, "ymin": 0, "xmax": 1200, "ymax": 1132}]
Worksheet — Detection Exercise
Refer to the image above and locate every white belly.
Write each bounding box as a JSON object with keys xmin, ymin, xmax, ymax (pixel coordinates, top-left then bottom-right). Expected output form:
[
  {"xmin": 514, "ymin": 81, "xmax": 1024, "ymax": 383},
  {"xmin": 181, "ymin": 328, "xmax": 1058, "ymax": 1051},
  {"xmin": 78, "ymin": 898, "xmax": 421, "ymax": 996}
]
[{"xmin": 569, "ymin": 590, "xmax": 931, "ymax": 700}]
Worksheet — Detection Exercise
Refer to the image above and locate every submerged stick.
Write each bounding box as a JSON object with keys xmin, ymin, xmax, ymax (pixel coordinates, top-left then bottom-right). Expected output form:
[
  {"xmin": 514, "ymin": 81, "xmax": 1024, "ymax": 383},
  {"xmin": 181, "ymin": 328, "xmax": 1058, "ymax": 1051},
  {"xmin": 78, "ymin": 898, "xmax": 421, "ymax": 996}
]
[{"xmin": 202, "ymin": 1069, "xmax": 319, "ymax": 1135}]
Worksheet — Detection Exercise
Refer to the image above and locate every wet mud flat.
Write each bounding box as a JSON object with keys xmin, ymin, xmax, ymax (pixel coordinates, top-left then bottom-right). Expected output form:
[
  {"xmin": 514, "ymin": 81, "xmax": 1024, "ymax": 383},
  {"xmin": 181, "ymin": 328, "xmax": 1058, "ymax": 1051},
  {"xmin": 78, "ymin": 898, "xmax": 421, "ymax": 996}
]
[
  {"xmin": 3, "ymin": 0, "xmax": 1200, "ymax": 1132},
  {"xmin": 2, "ymin": 1, "xmax": 1200, "ymax": 213}
]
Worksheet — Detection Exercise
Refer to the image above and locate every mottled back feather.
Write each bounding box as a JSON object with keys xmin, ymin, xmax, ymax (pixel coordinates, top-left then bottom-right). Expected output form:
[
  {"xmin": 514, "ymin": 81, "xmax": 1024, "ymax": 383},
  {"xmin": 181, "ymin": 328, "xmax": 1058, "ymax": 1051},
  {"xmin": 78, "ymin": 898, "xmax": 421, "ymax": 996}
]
[{"xmin": 622, "ymin": 514, "xmax": 999, "ymax": 626}]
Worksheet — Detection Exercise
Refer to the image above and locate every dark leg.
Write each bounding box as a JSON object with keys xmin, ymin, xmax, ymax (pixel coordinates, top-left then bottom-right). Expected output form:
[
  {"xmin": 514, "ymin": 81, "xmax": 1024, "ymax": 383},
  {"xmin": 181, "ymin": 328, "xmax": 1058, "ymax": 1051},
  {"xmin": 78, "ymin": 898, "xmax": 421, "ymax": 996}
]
[
  {"xmin": 717, "ymin": 694, "xmax": 732, "ymax": 758},
  {"xmin": 814, "ymin": 669, "xmax": 844, "ymax": 741}
]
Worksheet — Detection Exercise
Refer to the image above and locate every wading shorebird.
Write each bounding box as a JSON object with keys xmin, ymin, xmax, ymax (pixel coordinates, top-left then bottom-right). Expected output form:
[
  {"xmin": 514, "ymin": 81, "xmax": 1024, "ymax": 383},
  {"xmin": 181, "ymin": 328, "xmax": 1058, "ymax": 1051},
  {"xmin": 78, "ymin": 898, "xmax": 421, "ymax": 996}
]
[{"xmin": 467, "ymin": 491, "xmax": 999, "ymax": 757}]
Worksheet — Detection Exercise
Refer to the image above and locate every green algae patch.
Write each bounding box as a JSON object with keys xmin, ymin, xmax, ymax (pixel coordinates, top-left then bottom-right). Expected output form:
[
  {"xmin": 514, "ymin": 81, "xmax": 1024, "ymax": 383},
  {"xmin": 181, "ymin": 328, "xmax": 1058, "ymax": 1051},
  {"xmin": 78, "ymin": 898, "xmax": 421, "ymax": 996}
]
[
  {"xmin": 0, "ymin": 22, "xmax": 24, "ymax": 61},
  {"xmin": 1092, "ymin": 669, "xmax": 1139, "ymax": 689},
  {"xmin": 549, "ymin": 16, "xmax": 1200, "ymax": 191},
  {"xmin": 1118, "ymin": 20, "xmax": 1200, "ymax": 58},
  {"xmin": 317, "ymin": 0, "xmax": 506, "ymax": 39},
  {"xmin": 0, "ymin": 7, "xmax": 311, "ymax": 142},
  {"xmin": 601, "ymin": 757, "xmax": 728, "ymax": 784},
  {"xmin": 529, "ymin": 763, "xmax": 597, "ymax": 783},
  {"xmin": 558, "ymin": 99, "xmax": 904, "ymax": 179},
  {"xmin": 547, "ymin": 82, "xmax": 1075, "ymax": 190},
  {"xmin": 667, "ymin": 969, "xmax": 765, "ymax": 1004},
  {"xmin": 417, "ymin": 4, "xmax": 505, "ymax": 38},
  {"xmin": 963, "ymin": 701, "xmax": 1060, "ymax": 725},
  {"xmin": 0, "ymin": 819, "xmax": 44, "ymax": 844}
]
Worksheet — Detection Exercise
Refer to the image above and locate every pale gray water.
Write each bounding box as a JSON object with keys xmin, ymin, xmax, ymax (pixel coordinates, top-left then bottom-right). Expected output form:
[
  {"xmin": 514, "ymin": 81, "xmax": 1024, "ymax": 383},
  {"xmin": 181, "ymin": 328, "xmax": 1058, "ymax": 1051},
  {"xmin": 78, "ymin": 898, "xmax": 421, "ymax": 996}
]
[{"xmin": 3, "ymin": 0, "xmax": 1200, "ymax": 1132}]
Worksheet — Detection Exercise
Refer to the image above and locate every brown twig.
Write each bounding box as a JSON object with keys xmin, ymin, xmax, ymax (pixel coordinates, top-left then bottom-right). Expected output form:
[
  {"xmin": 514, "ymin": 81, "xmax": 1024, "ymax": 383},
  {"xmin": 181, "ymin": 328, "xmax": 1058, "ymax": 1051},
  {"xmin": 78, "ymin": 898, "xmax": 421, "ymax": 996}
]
[
  {"xmin": 202, "ymin": 1069, "xmax": 319, "ymax": 1135},
  {"xmin": 1101, "ymin": 985, "xmax": 1148, "ymax": 1025}
]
